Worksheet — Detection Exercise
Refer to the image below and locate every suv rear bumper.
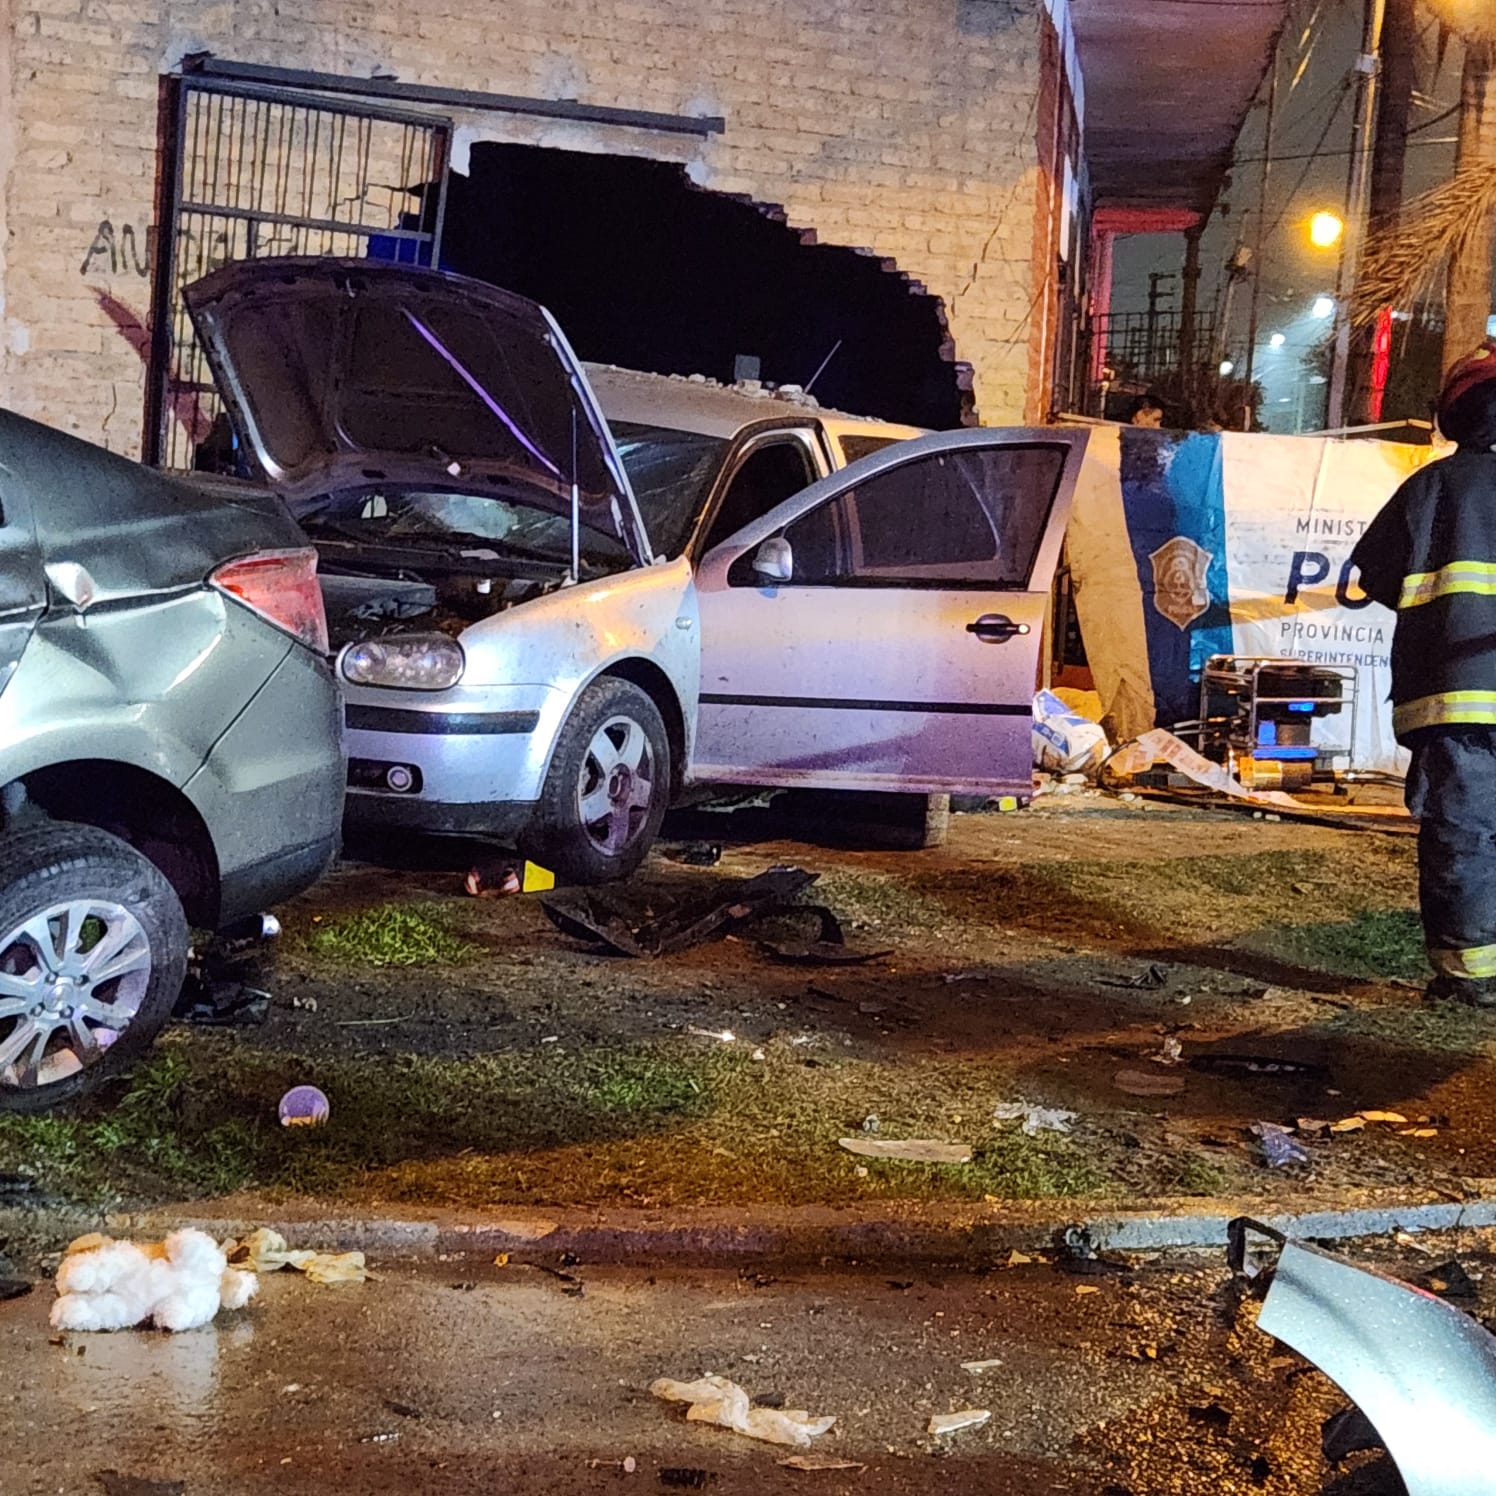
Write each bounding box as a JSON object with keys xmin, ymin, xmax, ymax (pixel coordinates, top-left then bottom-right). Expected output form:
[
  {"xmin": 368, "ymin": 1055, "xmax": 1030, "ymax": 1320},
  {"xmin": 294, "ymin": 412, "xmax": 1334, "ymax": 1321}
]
[
  {"xmin": 185, "ymin": 645, "xmax": 346, "ymax": 927},
  {"xmin": 218, "ymin": 833, "xmax": 339, "ymax": 926}
]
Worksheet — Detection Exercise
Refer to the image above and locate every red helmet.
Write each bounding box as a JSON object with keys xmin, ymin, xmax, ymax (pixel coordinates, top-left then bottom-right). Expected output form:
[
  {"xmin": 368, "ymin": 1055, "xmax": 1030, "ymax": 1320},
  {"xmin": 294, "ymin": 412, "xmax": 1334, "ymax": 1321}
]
[{"xmin": 1439, "ymin": 339, "xmax": 1496, "ymax": 423}]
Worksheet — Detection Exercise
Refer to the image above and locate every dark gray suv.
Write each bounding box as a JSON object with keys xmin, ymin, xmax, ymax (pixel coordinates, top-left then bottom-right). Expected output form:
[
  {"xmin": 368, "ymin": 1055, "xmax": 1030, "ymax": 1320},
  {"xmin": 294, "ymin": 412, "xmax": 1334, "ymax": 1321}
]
[{"xmin": 0, "ymin": 407, "xmax": 344, "ymax": 1111}]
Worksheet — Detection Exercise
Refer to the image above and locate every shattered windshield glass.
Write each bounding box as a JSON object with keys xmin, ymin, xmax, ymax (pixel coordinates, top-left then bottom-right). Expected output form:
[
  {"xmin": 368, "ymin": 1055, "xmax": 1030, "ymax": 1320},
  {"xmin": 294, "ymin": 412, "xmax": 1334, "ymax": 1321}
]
[
  {"xmin": 295, "ymin": 488, "xmax": 634, "ymax": 574},
  {"xmin": 609, "ymin": 422, "xmax": 728, "ymax": 558}
]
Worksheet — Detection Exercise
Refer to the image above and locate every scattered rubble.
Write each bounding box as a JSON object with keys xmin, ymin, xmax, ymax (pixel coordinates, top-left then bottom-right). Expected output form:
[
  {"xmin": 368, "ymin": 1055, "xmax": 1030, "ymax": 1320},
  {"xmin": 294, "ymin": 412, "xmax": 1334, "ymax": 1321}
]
[{"xmin": 927, "ymin": 1409, "xmax": 991, "ymax": 1436}]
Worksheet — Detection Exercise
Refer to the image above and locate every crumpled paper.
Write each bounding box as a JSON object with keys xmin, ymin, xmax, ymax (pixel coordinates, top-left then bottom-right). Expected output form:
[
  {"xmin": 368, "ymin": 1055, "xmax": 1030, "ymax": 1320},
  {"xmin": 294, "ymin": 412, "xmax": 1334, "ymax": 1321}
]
[
  {"xmin": 227, "ymin": 1228, "xmax": 368, "ymax": 1284},
  {"xmin": 993, "ymin": 1100, "xmax": 1076, "ymax": 1137},
  {"xmin": 651, "ymin": 1375, "xmax": 835, "ymax": 1448}
]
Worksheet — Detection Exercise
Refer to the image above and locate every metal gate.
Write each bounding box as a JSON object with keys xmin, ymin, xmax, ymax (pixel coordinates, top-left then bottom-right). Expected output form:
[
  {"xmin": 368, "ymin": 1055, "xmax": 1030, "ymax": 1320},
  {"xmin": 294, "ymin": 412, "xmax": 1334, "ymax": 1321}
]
[{"xmin": 145, "ymin": 76, "xmax": 451, "ymax": 470}]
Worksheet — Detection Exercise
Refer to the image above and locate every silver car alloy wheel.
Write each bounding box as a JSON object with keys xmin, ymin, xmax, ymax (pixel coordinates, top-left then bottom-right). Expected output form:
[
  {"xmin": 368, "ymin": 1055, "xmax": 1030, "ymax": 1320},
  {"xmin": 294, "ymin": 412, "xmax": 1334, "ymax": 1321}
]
[
  {"xmin": 0, "ymin": 900, "xmax": 153, "ymax": 1090},
  {"xmin": 576, "ymin": 714, "xmax": 657, "ymax": 857}
]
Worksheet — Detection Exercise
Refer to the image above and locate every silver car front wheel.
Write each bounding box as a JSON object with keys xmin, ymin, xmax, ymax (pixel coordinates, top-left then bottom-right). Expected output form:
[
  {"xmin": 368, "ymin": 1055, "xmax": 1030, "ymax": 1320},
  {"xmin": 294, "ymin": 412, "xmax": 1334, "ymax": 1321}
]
[
  {"xmin": 0, "ymin": 824, "xmax": 188, "ymax": 1113},
  {"xmin": 524, "ymin": 677, "xmax": 672, "ymax": 885},
  {"xmin": 577, "ymin": 715, "xmax": 659, "ymax": 859}
]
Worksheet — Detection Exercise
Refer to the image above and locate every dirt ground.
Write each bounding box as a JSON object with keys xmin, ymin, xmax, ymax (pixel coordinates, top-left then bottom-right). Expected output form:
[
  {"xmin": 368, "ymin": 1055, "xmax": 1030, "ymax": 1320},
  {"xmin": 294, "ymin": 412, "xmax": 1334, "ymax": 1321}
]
[{"xmin": 3, "ymin": 793, "xmax": 1493, "ymax": 1214}]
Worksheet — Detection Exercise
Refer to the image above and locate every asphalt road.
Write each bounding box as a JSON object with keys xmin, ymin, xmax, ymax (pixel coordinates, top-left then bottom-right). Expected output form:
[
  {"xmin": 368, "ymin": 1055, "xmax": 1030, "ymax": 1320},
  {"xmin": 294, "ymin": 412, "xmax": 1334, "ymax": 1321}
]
[{"xmin": 1, "ymin": 1250, "xmax": 1412, "ymax": 1496}]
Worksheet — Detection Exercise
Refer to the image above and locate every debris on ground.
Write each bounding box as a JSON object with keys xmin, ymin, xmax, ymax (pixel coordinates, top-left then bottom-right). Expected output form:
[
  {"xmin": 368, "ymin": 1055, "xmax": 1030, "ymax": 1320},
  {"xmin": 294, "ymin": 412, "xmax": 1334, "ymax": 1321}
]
[
  {"xmin": 993, "ymin": 1100, "xmax": 1077, "ymax": 1137},
  {"xmin": 658, "ymin": 1471, "xmax": 713, "ymax": 1489},
  {"xmin": 1186, "ymin": 1403, "xmax": 1232, "ymax": 1431},
  {"xmin": 0, "ymin": 1278, "xmax": 33, "ymax": 1302},
  {"xmin": 1099, "ymin": 964, "xmax": 1170, "ymax": 991},
  {"xmin": 650, "ymin": 1375, "xmax": 835, "ymax": 1448},
  {"xmin": 173, "ymin": 976, "xmax": 271, "ymax": 1028},
  {"xmin": 927, "ymin": 1409, "xmax": 991, "ymax": 1436},
  {"xmin": 1322, "ymin": 1405, "xmax": 1384, "ymax": 1463},
  {"xmin": 837, "ymin": 1138, "xmax": 972, "ymax": 1164},
  {"xmin": 543, "ymin": 867, "xmax": 818, "ymax": 957},
  {"xmin": 1113, "ymin": 1068, "xmax": 1185, "ymax": 1098},
  {"xmin": 668, "ymin": 843, "xmax": 724, "ymax": 868},
  {"xmin": 1422, "ymin": 1260, "xmax": 1480, "ymax": 1300},
  {"xmin": 94, "ymin": 1475, "xmax": 186, "ymax": 1496},
  {"xmin": 1189, "ymin": 1054, "xmax": 1326, "ymax": 1079},
  {"xmin": 1151, "ymin": 1036, "xmax": 1184, "ymax": 1066},
  {"xmin": 960, "ymin": 1359, "xmax": 1004, "ymax": 1375},
  {"xmin": 757, "ymin": 905, "xmax": 892, "ymax": 967},
  {"xmin": 1249, "ymin": 1122, "xmax": 1310, "ymax": 1169},
  {"xmin": 586, "ymin": 1457, "xmax": 638, "ymax": 1472},
  {"xmin": 1330, "ymin": 1110, "xmax": 1409, "ymax": 1133},
  {"xmin": 51, "ymin": 1229, "xmax": 257, "ymax": 1333},
  {"xmin": 278, "ymin": 1085, "xmax": 330, "ymax": 1128},
  {"xmin": 1054, "ymin": 1226, "xmax": 1131, "ymax": 1276},
  {"xmin": 227, "ymin": 1229, "xmax": 368, "ymax": 1284},
  {"xmin": 465, "ymin": 858, "xmax": 554, "ymax": 896},
  {"xmin": 779, "ymin": 1456, "xmax": 866, "ymax": 1472}
]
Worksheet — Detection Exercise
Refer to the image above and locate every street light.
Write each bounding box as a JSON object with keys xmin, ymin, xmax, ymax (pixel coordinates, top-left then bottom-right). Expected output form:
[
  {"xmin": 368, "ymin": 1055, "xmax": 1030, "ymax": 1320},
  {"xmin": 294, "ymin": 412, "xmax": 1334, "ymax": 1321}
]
[
  {"xmin": 1270, "ymin": 332, "xmax": 1287, "ymax": 349},
  {"xmin": 1220, "ymin": 359, "xmax": 1235, "ymax": 376},
  {"xmin": 1313, "ymin": 296, "xmax": 1336, "ymax": 320},
  {"xmin": 1309, "ymin": 212, "xmax": 1345, "ymax": 249}
]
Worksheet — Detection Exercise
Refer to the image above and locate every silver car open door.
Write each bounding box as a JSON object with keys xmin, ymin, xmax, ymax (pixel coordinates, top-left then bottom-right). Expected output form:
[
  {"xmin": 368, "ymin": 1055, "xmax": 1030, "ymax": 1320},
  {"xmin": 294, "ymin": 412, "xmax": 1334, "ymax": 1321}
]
[{"xmin": 690, "ymin": 427, "xmax": 1087, "ymax": 796}]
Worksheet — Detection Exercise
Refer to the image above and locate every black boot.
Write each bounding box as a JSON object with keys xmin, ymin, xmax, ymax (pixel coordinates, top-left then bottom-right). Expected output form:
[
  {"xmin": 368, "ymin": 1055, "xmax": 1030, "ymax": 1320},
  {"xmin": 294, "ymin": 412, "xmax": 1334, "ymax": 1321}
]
[{"xmin": 1425, "ymin": 972, "xmax": 1496, "ymax": 1008}]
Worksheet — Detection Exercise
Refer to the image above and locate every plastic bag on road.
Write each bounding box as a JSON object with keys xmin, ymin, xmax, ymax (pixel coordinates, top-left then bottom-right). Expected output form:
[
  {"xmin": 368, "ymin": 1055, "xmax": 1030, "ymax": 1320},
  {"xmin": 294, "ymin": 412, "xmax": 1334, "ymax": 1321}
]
[{"xmin": 651, "ymin": 1374, "xmax": 835, "ymax": 1448}]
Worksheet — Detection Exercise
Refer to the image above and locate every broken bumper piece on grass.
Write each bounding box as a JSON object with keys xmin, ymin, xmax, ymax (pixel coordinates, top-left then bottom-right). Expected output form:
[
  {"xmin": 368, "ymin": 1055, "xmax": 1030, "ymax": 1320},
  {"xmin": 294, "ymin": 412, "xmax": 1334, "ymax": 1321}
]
[{"xmin": 1227, "ymin": 1216, "xmax": 1496, "ymax": 1495}]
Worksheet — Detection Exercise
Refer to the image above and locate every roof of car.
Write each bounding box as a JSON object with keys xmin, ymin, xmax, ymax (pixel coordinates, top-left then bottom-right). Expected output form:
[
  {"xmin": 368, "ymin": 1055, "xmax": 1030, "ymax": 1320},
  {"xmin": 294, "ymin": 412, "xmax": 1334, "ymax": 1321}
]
[{"xmin": 582, "ymin": 363, "xmax": 924, "ymax": 442}]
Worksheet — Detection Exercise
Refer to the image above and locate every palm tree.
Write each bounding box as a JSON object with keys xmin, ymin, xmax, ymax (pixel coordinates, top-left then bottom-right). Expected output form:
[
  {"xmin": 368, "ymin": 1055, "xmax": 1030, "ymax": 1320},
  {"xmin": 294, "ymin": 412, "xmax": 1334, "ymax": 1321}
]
[{"xmin": 1357, "ymin": 7, "xmax": 1494, "ymax": 372}]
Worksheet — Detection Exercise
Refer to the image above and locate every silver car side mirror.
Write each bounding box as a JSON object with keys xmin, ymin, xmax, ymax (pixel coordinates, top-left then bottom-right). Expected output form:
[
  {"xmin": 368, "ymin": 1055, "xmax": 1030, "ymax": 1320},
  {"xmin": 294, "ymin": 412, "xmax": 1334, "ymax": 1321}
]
[{"xmin": 752, "ymin": 537, "xmax": 793, "ymax": 583}]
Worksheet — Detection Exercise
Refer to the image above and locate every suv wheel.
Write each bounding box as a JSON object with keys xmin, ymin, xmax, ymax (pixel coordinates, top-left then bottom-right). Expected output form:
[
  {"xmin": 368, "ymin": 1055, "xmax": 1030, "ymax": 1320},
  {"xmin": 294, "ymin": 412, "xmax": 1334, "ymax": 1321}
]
[
  {"xmin": 523, "ymin": 677, "xmax": 670, "ymax": 885},
  {"xmin": 0, "ymin": 824, "xmax": 188, "ymax": 1113}
]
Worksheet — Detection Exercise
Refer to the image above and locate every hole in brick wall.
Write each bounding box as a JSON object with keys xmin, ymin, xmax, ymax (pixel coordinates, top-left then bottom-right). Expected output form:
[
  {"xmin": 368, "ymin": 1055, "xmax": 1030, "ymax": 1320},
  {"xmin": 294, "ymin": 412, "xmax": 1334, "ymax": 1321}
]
[{"xmin": 404, "ymin": 142, "xmax": 970, "ymax": 430}]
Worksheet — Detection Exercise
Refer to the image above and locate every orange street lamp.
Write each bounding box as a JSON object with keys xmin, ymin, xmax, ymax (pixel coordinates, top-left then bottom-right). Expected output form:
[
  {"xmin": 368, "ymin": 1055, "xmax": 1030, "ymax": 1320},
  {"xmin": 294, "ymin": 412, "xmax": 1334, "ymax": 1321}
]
[{"xmin": 1309, "ymin": 211, "xmax": 1345, "ymax": 249}]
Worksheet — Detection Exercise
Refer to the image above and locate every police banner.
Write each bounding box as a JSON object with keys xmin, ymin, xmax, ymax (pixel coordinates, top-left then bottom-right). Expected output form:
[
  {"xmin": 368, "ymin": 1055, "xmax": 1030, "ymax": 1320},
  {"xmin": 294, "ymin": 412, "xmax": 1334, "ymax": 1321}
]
[{"xmin": 1066, "ymin": 424, "xmax": 1440, "ymax": 775}]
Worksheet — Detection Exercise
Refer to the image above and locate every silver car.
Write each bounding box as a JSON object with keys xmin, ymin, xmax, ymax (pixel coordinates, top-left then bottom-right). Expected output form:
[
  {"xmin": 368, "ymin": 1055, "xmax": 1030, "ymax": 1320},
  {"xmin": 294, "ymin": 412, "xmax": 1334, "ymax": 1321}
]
[{"xmin": 187, "ymin": 259, "xmax": 1085, "ymax": 883}]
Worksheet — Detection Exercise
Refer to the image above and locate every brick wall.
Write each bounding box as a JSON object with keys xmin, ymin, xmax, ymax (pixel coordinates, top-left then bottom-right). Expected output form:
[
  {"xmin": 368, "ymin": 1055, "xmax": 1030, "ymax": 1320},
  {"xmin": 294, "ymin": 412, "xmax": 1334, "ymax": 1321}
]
[{"xmin": 0, "ymin": 0, "xmax": 1058, "ymax": 456}]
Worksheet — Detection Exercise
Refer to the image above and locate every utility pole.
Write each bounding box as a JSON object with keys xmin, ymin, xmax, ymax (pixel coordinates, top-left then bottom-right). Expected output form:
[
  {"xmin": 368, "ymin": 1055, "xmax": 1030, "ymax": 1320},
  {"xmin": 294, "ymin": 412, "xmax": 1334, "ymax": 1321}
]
[
  {"xmin": 1327, "ymin": 0, "xmax": 1388, "ymax": 431},
  {"xmin": 1443, "ymin": 35, "xmax": 1496, "ymax": 372},
  {"xmin": 1243, "ymin": 39, "xmax": 1281, "ymax": 430}
]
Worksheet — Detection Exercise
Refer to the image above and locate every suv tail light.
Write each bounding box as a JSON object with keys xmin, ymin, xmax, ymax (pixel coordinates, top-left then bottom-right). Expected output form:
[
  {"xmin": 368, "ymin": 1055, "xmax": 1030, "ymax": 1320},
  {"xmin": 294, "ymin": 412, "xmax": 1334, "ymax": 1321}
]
[{"xmin": 211, "ymin": 548, "xmax": 329, "ymax": 652}]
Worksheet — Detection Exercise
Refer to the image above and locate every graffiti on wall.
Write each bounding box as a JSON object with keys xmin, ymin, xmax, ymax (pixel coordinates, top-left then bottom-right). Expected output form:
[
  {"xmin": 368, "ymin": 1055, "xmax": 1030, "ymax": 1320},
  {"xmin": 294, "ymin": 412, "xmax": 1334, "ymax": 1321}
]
[{"xmin": 80, "ymin": 219, "xmax": 239, "ymax": 283}]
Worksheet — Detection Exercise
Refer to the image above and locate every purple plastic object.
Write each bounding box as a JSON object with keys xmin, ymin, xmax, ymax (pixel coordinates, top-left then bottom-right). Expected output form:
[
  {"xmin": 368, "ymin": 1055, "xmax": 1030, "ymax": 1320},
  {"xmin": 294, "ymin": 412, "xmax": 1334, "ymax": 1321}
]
[{"xmin": 278, "ymin": 1085, "xmax": 330, "ymax": 1128}]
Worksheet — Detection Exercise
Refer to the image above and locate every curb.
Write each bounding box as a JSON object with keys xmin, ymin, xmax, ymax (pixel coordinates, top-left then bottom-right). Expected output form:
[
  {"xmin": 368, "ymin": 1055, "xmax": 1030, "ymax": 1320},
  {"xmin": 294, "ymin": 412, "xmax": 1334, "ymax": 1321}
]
[{"xmin": 6, "ymin": 1188, "xmax": 1496, "ymax": 1267}]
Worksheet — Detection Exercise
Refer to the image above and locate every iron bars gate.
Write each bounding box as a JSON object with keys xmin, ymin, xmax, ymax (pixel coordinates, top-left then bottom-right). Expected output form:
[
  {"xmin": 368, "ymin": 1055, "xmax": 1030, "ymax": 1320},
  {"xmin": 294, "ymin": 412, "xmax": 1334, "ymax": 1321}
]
[{"xmin": 145, "ymin": 75, "xmax": 452, "ymax": 470}]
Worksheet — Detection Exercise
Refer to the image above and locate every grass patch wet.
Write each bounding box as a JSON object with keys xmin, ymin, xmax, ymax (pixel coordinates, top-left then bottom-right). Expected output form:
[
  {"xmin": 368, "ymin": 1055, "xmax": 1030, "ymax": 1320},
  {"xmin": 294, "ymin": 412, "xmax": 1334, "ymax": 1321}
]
[
  {"xmin": 1241, "ymin": 908, "xmax": 1426, "ymax": 981},
  {"xmin": 0, "ymin": 1036, "xmax": 1128, "ymax": 1210},
  {"xmin": 303, "ymin": 902, "xmax": 480, "ymax": 968}
]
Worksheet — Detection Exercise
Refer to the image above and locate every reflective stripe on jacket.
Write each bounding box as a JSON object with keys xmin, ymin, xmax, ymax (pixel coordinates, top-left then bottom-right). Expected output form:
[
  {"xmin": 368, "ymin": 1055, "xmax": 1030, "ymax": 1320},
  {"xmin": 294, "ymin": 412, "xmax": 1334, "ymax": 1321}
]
[{"xmin": 1350, "ymin": 450, "xmax": 1496, "ymax": 742}]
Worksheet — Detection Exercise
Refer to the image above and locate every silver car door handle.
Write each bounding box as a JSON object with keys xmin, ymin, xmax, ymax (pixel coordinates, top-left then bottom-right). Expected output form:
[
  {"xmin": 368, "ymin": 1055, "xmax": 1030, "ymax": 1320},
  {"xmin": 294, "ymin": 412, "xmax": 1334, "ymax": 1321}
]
[{"xmin": 966, "ymin": 613, "xmax": 1030, "ymax": 643}]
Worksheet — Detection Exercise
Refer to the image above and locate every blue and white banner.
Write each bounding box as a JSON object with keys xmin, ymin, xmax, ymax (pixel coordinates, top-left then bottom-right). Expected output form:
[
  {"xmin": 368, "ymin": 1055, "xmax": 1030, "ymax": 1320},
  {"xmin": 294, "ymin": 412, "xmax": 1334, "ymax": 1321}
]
[{"xmin": 1067, "ymin": 424, "xmax": 1442, "ymax": 775}]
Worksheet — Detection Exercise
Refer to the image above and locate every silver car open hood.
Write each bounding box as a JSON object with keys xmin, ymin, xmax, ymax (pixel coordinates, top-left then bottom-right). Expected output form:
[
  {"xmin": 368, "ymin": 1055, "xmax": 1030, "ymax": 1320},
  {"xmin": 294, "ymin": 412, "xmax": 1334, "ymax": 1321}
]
[{"xmin": 184, "ymin": 258, "xmax": 653, "ymax": 567}]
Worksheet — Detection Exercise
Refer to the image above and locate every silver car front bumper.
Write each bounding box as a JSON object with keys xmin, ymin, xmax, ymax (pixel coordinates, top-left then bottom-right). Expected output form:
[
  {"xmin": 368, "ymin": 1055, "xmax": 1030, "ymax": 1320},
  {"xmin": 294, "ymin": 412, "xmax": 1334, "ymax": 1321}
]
[{"xmin": 341, "ymin": 681, "xmax": 566, "ymax": 838}]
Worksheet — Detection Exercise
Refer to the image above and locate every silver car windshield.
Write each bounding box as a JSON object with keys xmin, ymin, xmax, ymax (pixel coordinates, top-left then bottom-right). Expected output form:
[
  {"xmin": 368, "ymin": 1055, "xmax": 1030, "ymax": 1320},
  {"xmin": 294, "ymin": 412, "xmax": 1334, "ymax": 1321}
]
[
  {"xmin": 609, "ymin": 423, "xmax": 728, "ymax": 558},
  {"xmin": 295, "ymin": 488, "xmax": 634, "ymax": 574}
]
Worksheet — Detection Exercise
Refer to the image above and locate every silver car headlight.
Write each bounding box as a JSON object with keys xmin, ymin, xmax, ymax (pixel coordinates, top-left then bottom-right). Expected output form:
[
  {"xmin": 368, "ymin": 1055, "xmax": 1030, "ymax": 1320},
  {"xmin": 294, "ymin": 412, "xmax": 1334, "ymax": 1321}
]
[{"xmin": 341, "ymin": 635, "xmax": 465, "ymax": 691}]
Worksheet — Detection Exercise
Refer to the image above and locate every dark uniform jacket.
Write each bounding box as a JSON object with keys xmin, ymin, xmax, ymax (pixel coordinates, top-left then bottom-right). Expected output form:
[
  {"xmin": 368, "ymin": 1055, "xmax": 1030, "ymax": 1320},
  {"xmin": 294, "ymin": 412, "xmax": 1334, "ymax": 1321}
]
[{"xmin": 1351, "ymin": 449, "xmax": 1496, "ymax": 742}]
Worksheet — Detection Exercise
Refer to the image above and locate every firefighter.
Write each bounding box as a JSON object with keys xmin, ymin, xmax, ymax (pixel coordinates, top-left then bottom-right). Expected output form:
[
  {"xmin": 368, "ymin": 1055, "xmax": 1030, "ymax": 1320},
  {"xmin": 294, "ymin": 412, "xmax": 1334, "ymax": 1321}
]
[{"xmin": 1351, "ymin": 340, "xmax": 1496, "ymax": 1005}]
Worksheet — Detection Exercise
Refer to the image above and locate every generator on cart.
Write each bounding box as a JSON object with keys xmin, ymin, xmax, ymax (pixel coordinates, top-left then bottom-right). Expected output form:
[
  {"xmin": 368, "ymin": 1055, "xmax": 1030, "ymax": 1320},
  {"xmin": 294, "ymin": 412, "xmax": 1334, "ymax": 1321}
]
[{"xmin": 1192, "ymin": 656, "xmax": 1357, "ymax": 791}]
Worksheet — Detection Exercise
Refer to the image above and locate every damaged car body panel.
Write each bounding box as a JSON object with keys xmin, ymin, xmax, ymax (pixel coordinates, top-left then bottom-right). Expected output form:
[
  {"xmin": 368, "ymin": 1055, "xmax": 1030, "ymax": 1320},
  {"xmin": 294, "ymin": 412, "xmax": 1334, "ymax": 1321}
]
[
  {"xmin": 0, "ymin": 405, "xmax": 345, "ymax": 1110},
  {"xmin": 0, "ymin": 415, "xmax": 343, "ymax": 910},
  {"xmin": 691, "ymin": 427, "xmax": 1085, "ymax": 796},
  {"xmin": 183, "ymin": 257, "xmax": 652, "ymax": 565},
  {"xmin": 1233, "ymin": 1219, "xmax": 1496, "ymax": 1494}
]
